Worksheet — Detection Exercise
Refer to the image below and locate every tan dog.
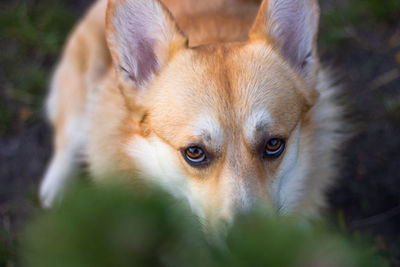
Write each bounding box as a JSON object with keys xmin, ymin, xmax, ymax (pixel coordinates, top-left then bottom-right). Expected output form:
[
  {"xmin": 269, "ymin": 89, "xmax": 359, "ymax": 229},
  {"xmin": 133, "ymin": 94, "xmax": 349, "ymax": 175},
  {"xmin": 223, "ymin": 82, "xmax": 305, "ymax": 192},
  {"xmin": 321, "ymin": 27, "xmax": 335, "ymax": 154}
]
[{"xmin": 40, "ymin": 0, "xmax": 343, "ymax": 227}]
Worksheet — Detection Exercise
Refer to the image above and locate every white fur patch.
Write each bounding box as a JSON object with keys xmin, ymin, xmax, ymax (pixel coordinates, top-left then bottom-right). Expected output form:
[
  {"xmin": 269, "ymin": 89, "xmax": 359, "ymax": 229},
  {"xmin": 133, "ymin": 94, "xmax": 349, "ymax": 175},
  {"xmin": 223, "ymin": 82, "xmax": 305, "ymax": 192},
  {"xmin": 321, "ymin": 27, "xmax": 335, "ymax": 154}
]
[
  {"xmin": 244, "ymin": 109, "xmax": 274, "ymax": 143},
  {"xmin": 236, "ymin": 176, "xmax": 254, "ymax": 213},
  {"xmin": 40, "ymin": 114, "xmax": 89, "ymax": 207},
  {"xmin": 192, "ymin": 114, "xmax": 224, "ymax": 149},
  {"xmin": 40, "ymin": 146, "xmax": 78, "ymax": 208},
  {"xmin": 46, "ymin": 68, "xmax": 61, "ymax": 123},
  {"xmin": 126, "ymin": 135, "xmax": 205, "ymax": 219},
  {"xmin": 271, "ymin": 123, "xmax": 305, "ymax": 214}
]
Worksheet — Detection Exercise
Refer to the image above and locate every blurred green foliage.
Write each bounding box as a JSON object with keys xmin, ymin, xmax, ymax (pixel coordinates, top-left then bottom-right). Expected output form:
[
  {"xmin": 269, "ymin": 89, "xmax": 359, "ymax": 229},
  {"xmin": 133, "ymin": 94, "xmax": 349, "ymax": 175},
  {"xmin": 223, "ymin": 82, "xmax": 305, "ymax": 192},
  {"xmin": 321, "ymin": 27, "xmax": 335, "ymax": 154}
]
[
  {"xmin": 320, "ymin": 0, "xmax": 400, "ymax": 45},
  {"xmin": 21, "ymin": 183, "xmax": 216, "ymax": 267},
  {"xmin": 361, "ymin": 0, "xmax": 400, "ymax": 21},
  {"xmin": 0, "ymin": 0, "xmax": 78, "ymax": 134},
  {"xmin": 0, "ymin": 231, "xmax": 10, "ymax": 267},
  {"xmin": 0, "ymin": 224, "xmax": 17, "ymax": 267},
  {"xmin": 21, "ymin": 182, "xmax": 389, "ymax": 267}
]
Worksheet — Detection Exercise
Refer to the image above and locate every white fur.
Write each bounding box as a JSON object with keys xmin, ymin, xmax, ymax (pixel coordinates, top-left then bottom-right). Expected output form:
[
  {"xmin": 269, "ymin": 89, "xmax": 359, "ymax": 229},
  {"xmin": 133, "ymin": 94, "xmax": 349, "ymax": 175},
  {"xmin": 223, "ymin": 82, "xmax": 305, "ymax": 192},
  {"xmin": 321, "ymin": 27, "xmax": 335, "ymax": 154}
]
[
  {"xmin": 126, "ymin": 135, "xmax": 205, "ymax": 219},
  {"xmin": 192, "ymin": 114, "xmax": 224, "ymax": 149},
  {"xmin": 271, "ymin": 123, "xmax": 304, "ymax": 214},
  {"xmin": 244, "ymin": 108, "xmax": 274, "ymax": 143},
  {"xmin": 236, "ymin": 174, "xmax": 254, "ymax": 213},
  {"xmin": 40, "ymin": 146, "xmax": 78, "ymax": 208},
  {"xmin": 45, "ymin": 68, "xmax": 61, "ymax": 123},
  {"xmin": 220, "ymin": 146, "xmax": 255, "ymax": 217},
  {"xmin": 40, "ymin": 115, "xmax": 88, "ymax": 207}
]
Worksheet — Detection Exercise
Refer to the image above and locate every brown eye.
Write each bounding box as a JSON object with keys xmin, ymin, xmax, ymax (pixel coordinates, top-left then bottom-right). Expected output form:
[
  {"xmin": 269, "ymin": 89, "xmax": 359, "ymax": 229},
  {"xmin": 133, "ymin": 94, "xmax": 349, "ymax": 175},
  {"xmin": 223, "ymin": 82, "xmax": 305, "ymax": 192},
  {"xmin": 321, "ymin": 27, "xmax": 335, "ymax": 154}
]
[
  {"xmin": 264, "ymin": 138, "xmax": 285, "ymax": 158},
  {"xmin": 184, "ymin": 146, "xmax": 207, "ymax": 166}
]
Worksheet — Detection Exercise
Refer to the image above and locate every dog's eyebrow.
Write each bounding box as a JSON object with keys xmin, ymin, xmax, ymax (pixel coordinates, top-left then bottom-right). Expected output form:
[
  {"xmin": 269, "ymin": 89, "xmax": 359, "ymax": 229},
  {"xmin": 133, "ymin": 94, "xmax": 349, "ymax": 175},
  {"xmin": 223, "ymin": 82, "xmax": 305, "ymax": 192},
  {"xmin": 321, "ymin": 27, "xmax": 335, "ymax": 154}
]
[
  {"xmin": 192, "ymin": 115, "xmax": 224, "ymax": 149},
  {"xmin": 244, "ymin": 109, "xmax": 274, "ymax": 143}
]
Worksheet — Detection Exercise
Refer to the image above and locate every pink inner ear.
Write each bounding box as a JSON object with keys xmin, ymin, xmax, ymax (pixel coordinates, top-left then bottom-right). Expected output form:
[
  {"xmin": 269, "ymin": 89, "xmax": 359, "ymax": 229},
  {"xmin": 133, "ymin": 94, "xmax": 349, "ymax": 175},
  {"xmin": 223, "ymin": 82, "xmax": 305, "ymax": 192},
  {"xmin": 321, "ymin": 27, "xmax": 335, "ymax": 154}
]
[
  {"xmin": 125, "ymin": 38, "xmax": 159, "ymax": 84},
  {"xmin": 112, "ymin": 3, "xmax": 162, "ymax": 86},
  {"xmin": 268, "ymin": 0, "xmax": 318, "ymax": 70}
]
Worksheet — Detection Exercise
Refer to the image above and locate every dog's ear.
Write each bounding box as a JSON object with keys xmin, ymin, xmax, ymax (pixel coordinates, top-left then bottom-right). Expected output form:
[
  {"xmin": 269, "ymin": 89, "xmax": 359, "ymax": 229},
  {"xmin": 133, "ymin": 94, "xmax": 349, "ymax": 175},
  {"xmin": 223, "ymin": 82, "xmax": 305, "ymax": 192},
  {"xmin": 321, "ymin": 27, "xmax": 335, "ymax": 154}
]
[
  {"xmin": 106, "ymin": 0, "xmax": 187, "ymax": 89},
  {"xmin": 249, "ymin": 0, "xmax": 320, "ymax": 84}
]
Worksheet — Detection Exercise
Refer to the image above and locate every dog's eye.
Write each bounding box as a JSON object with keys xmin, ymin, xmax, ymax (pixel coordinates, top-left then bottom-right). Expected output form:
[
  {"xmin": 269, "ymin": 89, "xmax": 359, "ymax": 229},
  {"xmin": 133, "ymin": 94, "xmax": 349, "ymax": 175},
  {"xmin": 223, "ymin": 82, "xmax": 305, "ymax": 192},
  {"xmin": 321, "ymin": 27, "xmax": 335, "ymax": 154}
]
[
  {"xmin": 264, "ymin": 138, "xmax": 285, "ymax": 158},
  {"xmin": 183, "ymin": 146, "xmax": 207, "ymax": 166}
]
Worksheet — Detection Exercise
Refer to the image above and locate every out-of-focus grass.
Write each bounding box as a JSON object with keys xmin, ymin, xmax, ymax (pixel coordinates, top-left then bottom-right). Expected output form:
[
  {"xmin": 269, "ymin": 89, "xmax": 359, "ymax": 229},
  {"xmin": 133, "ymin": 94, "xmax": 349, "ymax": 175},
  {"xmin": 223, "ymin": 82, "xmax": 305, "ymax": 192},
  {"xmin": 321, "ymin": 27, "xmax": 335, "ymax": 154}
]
[
  {"xmin": 0, "ymin": 228, "xmax": 16, "ymax": 267},
  {"xmin": 361, "ymin": 0, "xmax": 400, "ymax": 21},
  {"xmin": 320, "ymin": 0, "xmax": 400, "ymax": 46},
  {"xmin": 0, "ymin": 230, "xmax": 10, "ymax": 267},
  {"xmin": 21, "ymin": 182, "xmax": 216, "ymax": 267},
  {"xmin": 0, "ymin": 0, "xmax": 78, "ymax": 134},
  {"xmin": 20, "ymin": 181, "xmax": 389, "ymax": 267}
]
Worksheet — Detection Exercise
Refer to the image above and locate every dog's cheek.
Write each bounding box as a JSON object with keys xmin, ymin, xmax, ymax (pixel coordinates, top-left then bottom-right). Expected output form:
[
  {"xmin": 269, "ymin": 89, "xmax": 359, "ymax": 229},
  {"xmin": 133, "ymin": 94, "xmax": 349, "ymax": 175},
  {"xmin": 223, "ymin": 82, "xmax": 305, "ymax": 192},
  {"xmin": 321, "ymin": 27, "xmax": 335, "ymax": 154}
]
[
  {"xmin": 269, "ymin": 123, "xmax": 307, "ymax": 214},
  {"xmin": 125, "ymin": 135, "xmax": 206, "ymax": 219}
]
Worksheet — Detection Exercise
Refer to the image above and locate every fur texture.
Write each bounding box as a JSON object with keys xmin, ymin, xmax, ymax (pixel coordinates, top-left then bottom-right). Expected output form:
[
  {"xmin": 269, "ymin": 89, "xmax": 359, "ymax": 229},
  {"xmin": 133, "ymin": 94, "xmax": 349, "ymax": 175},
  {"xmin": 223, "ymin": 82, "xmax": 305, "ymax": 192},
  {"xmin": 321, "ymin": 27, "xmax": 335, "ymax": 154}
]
[{"xmin": 40, "ymin": 0, "xmax": 344, "ymax": 228}]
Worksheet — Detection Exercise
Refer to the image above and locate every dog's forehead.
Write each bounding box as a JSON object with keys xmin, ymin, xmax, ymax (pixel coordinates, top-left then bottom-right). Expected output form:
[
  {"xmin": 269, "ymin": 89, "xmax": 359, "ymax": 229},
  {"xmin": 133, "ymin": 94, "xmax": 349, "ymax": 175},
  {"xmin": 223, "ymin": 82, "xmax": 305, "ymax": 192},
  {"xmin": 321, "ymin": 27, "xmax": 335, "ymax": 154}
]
[{"xmin": 147, "ymin": 43, "xmax": 306, "ymax": 145}]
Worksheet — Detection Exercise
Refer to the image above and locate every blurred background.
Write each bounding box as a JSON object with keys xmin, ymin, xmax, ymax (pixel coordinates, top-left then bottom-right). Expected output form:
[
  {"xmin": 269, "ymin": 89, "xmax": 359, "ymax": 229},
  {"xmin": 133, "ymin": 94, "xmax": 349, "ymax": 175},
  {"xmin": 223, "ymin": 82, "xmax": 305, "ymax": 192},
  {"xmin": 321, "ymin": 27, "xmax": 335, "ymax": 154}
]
[{"xmin": 0, "ymin": 0, "xmax": 399, "ymax": 265}]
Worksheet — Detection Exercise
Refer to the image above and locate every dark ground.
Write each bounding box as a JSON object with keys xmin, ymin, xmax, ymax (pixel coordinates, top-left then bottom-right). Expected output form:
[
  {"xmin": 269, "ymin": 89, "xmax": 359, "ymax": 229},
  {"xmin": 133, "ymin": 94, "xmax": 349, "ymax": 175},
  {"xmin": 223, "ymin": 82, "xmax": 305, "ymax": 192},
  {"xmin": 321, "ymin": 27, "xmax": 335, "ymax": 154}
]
[{"xmin": 0, "ymin": 0, "xmax": 399, "ymax": 265}]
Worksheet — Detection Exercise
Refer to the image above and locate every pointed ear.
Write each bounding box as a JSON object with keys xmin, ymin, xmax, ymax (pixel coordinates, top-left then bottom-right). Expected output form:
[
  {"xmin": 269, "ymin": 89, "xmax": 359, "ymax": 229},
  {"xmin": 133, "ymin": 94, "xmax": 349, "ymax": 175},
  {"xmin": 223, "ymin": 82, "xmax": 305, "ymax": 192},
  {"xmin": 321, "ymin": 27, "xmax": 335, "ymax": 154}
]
[
  {"xmin": 249, "ymin": 0, "xmax": 320, "ymax": 84},
  {"xmin": 106, "ymin": 0, "xmax": 187, "ymax": 88}
]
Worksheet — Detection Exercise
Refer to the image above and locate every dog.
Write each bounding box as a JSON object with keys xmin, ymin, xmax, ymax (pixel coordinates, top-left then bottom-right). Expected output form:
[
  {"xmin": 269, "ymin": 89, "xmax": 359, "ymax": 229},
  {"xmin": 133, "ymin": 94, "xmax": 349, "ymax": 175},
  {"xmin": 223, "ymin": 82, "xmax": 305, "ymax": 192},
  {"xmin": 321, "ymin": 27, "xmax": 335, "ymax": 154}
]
[{"xmin": 40, "ymin": 0, "xmax": 343, "ymax": 227}]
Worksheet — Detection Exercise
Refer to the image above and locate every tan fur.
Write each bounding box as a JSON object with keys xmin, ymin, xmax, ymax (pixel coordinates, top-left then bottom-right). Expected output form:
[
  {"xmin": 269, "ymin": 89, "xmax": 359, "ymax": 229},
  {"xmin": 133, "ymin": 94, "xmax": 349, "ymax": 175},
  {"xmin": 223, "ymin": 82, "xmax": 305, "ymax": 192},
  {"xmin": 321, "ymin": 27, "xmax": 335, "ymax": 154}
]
[{"xmin": 41, "ymin": 0, "xmax": 344, "ymax": 226}]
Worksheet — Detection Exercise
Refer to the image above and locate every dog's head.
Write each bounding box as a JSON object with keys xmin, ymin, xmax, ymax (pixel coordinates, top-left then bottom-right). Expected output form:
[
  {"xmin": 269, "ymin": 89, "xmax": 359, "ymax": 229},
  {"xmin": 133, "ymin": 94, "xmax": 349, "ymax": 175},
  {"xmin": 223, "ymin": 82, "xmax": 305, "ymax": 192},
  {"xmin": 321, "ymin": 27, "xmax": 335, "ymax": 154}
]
[{"xmin": 106, "ymin": 0, "xmax": 320, "ymax": 226}]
